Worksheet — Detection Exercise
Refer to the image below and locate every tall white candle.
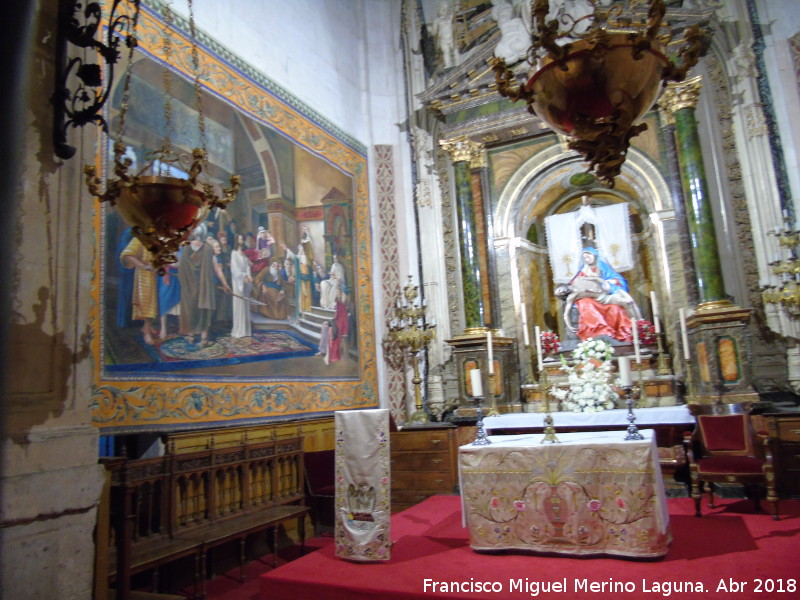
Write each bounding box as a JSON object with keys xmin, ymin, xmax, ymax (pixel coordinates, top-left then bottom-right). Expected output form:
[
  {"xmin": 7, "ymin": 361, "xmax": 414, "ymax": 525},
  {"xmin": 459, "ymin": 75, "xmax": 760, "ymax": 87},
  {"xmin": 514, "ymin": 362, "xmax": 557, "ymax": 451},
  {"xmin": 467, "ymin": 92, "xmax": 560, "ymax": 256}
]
[
  {"xmin": 469, "ymin": 368, "xmax": 483, "ymax": 397},
  {"xmin": 618, "ymin": 356, "xmax": 632, "ymax": 386},
  {"xmin": 632, "ymin": 319, "xmax": 641, "ymax": 364},
  {"xmin": 534, "ymin": 325, "xmax": 544, "ymax": 370},
  {"xmin": 679, "ymin": 308, "xmax": 691, "ymax": 360},
  {"xmin": 487, "ymin": 330, "xmax": 494, "ymax": 374},
  {"xmin": 650, "ymin": 290, "xmax": 661, "ymax": 334},
  {"xmin": 520, "ymin": 303, "xmax": 530, "ymax": 346}
]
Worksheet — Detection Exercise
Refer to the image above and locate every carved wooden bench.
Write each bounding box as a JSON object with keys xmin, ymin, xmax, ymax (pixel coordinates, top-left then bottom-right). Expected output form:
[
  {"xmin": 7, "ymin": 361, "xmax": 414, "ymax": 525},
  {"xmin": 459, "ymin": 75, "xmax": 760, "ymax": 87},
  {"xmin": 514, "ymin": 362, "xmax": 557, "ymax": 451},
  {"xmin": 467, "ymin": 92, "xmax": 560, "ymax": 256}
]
[{"xmin": 102, "ymin": 435, "xmax": 307, "ymax": 599}]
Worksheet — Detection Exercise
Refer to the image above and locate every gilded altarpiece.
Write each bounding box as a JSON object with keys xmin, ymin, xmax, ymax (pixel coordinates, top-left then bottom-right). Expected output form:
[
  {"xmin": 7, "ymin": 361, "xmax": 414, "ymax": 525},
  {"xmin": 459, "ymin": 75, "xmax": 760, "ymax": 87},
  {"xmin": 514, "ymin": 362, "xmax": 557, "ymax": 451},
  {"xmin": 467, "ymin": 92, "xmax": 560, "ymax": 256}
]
[{"xmin": 90, "ymin": 3, "xmax": 378, "ymax": 431}]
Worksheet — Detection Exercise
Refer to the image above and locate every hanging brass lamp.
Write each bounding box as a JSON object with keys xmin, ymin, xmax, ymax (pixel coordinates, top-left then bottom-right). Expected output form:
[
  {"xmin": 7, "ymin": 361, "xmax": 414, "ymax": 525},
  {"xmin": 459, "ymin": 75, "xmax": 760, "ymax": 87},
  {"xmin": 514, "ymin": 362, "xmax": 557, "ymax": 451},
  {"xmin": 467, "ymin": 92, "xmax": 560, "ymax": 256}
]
[
  {"xmin": 492, "ymin": 0, "xmax": 706, "ymax": 187},
  {"xmin": 84, "ymin": 0, "xmax": 239, "ymax": 273}
]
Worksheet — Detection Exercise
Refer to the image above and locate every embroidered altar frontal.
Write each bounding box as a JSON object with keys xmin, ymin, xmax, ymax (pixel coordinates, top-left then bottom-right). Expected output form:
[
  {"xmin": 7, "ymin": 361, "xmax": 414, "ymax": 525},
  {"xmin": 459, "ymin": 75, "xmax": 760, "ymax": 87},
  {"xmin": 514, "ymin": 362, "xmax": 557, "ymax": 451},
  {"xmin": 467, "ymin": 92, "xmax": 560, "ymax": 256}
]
[{"xmin": 458, "ymin": 430, "xmax": 671, "ymax": 558}]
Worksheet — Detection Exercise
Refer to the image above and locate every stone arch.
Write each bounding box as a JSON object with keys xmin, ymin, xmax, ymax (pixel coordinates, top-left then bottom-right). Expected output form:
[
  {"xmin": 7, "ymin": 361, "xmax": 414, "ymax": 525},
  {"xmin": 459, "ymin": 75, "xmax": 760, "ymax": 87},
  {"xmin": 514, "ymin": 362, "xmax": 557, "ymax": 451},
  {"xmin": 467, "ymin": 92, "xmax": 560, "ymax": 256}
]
[
  {"xmin": 490, "ymin": 139, "xmax": 675, "ymax": 376},
  {"xmin": 494, "ymin": 144, "xmax": 672, "ymax": 242}
]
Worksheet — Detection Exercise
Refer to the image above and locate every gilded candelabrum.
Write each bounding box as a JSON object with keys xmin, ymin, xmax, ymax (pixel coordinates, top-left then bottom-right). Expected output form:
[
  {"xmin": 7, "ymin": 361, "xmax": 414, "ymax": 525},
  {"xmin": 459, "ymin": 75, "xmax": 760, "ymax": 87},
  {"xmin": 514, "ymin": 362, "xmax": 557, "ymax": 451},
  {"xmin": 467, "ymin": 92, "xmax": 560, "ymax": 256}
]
[
  {"xmin": 388, "ymin": 277, "xmax": 436, "ymax": 424},
  {"xmin": 762, "ymin": 225, "xmax": 800, "ymax": 318}
]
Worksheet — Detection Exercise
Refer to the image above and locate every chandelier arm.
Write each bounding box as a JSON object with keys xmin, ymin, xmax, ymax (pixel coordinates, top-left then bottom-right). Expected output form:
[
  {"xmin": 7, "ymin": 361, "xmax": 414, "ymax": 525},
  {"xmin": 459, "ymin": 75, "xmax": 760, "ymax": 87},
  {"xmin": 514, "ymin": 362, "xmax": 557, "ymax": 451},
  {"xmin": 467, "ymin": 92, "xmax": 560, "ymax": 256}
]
[
  {"xmin": 532, "ymin": 0, "xmax": 567, "ymax": 65},
  {"xmin": 646, "ymin": 0, "xmax": 667, "ymax": 42}
]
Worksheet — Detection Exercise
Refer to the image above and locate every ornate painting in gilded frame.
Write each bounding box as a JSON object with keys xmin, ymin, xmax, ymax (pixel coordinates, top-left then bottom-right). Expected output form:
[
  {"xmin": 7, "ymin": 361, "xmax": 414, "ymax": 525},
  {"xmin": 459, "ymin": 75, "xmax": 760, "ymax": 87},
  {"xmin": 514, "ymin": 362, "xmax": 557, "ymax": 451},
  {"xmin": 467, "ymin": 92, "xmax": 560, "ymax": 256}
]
[{"xmin": 90, "ymin": 3, "xmax": 378, "ymax": 431}]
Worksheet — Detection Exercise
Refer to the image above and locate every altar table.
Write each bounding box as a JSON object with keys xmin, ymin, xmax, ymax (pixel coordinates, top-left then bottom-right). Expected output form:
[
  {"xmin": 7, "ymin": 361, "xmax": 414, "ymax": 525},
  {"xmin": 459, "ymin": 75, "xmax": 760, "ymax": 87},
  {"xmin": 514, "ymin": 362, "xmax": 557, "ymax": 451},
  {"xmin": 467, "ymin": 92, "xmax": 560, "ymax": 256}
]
[
  {"xmin": 458, "ymin": 430, "xmax": 671, "ymax": 558},
  {"xmin": 482, "ymin": 404, "xmax": 694, "ymax": 433}
]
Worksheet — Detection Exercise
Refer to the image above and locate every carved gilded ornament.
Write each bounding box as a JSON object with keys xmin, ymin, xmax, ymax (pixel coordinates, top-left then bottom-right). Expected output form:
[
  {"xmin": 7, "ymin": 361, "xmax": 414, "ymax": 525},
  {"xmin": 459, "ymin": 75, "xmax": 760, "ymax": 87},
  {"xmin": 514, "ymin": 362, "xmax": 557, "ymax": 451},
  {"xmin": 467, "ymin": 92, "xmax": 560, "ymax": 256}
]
[
  {"xmin": 659, "ymin": 105, "xmax": 675, "ymax": 127},
  {"xmin": 660, "ymin": 76, "xmax": 703, "ymax": 115},
  {"xmin": 440, "ymin": 137, "xmax": 486, "ymax": 168}
]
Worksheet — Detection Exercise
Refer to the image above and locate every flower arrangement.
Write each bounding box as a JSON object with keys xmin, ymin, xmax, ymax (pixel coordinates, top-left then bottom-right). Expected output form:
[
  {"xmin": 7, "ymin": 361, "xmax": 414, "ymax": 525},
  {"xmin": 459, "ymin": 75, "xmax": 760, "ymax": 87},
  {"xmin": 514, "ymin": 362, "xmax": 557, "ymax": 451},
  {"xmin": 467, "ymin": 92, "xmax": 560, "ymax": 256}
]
[
  {"xmin": 636, "ymin": 320, "xmax": 656, "ymax": 345},
  {"xmin": 540, "ymin": 330, "xmax": 561, "ymax": 355},
  {"xmin": 550, "ymin": 338, "xmax": 619, "ymax": 413},
  {"xmin": 571, "ymin": 337, "xmax": 613, "ymax": 363}
]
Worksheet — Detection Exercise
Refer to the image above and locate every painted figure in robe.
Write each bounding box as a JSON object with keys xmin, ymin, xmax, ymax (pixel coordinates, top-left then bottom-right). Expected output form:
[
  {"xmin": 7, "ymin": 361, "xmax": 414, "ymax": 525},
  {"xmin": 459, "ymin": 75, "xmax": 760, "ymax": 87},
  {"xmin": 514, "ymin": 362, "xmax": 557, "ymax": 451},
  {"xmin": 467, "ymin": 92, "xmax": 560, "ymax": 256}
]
[{"xmin": 230, "ymin": 233, "xmax": 253, "ymax": 338}]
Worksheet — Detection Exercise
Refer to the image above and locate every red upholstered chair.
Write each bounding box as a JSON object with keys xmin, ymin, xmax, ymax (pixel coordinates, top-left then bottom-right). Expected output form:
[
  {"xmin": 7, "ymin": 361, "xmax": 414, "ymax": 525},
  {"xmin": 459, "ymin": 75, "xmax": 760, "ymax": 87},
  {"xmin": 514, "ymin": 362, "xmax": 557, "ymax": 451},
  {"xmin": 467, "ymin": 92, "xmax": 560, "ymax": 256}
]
[
  {"xmin": 687, "ymin": 403, "xmax": 779, "ymax": 520},
  {"xmin": 304, "ymin": 450, "xmax": 336, "ymax": 528}
]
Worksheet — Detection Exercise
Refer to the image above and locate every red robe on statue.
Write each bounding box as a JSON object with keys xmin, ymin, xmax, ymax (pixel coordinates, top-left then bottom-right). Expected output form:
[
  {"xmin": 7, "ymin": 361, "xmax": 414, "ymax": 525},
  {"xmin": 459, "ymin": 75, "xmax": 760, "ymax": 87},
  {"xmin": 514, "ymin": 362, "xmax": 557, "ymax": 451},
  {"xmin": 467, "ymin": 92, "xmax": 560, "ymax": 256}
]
[{"xmin": 574, "ymin": 297, "xmax": 633, "ymax": 342}]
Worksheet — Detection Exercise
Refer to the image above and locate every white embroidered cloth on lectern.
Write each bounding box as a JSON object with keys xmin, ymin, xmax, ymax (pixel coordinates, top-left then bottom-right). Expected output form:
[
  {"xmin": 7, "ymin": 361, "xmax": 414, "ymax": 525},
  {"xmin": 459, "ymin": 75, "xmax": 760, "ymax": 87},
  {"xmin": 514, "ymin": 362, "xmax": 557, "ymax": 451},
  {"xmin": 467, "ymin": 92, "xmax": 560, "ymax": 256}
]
[{"xmin": 334, "ymin": 408, "xmax": 392, "ymax": 561}]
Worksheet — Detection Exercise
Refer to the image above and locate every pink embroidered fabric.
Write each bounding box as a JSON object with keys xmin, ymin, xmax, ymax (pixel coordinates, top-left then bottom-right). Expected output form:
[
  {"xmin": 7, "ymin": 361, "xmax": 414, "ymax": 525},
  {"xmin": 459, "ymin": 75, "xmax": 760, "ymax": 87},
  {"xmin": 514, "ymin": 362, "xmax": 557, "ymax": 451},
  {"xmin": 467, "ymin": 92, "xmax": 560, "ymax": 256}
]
[{"xmin": 459, "ymin": 430, "xmax": 671, "ymax": 558}]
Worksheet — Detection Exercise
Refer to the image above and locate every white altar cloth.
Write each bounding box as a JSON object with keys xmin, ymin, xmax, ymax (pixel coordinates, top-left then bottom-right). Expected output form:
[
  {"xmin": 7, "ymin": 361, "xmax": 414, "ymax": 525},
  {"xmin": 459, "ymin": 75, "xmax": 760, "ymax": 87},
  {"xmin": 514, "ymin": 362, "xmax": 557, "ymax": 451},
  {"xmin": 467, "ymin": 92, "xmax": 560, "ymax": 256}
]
[{"xmin": 483, "ymin": 404, "xmax": 694, "ymax": 433}]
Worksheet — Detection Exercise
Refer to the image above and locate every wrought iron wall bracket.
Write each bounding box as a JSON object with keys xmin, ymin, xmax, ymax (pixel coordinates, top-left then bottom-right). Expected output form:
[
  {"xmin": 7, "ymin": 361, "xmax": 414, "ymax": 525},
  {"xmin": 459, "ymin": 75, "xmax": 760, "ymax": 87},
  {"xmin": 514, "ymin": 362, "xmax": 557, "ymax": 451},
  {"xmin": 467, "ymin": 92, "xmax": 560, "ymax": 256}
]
[{"xmin": 52, "ymin": 0, "xmax": 140, "ymax": 160}]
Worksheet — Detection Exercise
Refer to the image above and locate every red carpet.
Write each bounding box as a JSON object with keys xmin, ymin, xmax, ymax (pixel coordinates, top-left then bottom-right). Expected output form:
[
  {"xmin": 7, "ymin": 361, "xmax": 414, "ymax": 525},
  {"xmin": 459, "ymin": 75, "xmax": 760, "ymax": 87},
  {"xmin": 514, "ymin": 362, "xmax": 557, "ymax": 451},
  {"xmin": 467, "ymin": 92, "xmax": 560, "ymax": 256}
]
[{"xmin": 257, "ymin": 495, "xmax": 800, "ymax": 600}]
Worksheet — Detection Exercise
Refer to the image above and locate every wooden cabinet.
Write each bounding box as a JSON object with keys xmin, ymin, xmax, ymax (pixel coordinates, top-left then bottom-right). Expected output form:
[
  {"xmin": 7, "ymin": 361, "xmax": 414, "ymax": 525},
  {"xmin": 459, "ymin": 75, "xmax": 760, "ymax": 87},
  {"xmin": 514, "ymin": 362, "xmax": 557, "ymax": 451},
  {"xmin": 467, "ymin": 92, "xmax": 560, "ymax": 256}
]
[
  {"xmin": 766, "ymin": 412, "xmax": 800, "ymax": 498},
  {"xmin": 390, "ymin": 425, "xmax": 458, "ymax": 513}
]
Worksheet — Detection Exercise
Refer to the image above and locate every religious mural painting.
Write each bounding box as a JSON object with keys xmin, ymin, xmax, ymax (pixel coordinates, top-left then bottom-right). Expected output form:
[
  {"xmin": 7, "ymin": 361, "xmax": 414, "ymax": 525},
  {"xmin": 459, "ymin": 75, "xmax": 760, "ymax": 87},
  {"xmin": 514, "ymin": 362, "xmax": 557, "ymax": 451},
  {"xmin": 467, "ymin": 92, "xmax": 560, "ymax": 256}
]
[{"xmin": 91, "ymin": 3, "xmax": 378, "ymax": 430}]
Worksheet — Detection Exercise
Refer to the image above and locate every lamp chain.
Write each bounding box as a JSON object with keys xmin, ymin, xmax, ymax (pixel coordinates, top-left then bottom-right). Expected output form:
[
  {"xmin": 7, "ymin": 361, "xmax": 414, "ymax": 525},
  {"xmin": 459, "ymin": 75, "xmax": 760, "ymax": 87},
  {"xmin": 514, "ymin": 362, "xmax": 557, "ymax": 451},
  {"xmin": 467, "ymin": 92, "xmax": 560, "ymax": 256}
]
[
  {"xmin": 115, "ymin": 1, "xmax": 141, "ymax": 146},
  {"xmin": 160, "ymin": 3, "xmax": 176, "ymax": 164},
  {"xmin": 188, "ymin": 0, "xmax": 209, "ymax": 168}
]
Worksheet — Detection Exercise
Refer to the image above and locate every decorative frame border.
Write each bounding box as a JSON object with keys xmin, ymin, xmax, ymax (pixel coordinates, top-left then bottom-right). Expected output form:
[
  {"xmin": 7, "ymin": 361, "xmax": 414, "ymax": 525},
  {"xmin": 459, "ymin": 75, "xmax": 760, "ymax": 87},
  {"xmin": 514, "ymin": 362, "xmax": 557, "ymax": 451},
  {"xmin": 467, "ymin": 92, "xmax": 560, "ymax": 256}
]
[{"xmin": 90, "ymin": 2, "xmax": 378, "ymax": 431}]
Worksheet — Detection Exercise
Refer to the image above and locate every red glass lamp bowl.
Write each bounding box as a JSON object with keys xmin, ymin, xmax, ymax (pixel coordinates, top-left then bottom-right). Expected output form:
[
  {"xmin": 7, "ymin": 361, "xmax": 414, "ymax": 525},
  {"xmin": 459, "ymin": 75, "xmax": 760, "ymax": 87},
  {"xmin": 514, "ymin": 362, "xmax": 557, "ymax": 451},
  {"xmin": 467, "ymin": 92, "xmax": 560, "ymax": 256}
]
[
  {"xmin": 116, "ymin": 175, "xmax": 210, "ymax": 245},
  {"xmin": 526, "ymin": 34, "xmax": 669, "ymax": 136}
]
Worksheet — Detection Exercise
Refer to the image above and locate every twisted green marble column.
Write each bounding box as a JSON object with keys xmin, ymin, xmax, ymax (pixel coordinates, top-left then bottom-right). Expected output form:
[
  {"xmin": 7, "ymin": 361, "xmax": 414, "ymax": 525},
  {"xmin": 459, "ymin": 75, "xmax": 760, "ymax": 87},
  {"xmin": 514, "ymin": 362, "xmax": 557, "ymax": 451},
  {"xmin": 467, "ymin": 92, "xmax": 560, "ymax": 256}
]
[
  {"xmin": 662, "ymin": 77, "xmax": 727, "ymax": 306},
  {"xmin": 441, "ymin": 137, "xmax": 488, "ymax": 331}
]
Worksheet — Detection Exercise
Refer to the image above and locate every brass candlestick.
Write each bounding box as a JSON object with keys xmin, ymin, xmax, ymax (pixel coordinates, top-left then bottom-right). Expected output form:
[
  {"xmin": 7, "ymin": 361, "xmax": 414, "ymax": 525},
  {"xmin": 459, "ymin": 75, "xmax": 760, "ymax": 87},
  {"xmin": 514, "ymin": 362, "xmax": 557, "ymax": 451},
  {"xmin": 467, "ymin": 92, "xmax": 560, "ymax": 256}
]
[
  {"xmin": 539, "ymin": 369, "xmax": 559, "ymax": 444},
  {"xmin": 525, "ymin": 343, "xmax": 535, "ymax": 385},
  {"xmin": 387, "ymin": 277, "xmax": 436, "ymax": 424},
  {"xmin": 486, "ymin": 372, "xmax": 500, "ymax": 417},
  {"xmin": 684, "ymin": 358, "xmax": 696, "ymax": 402},
  {"xmin": 655, "ymin": 330, "xmax": 671, "ymax": 375},
  {"xmin": 623, "ymin": 385, "xmax": 644, "ymax": 441}
]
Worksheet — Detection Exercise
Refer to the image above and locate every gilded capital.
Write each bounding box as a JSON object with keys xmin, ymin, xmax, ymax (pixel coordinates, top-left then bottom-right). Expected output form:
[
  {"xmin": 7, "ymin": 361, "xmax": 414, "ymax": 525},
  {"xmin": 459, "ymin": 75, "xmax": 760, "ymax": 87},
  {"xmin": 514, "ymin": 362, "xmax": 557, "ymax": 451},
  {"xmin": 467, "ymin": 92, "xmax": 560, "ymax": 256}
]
[
  {"xmin": 659, "ymin": 105, "xmax": 675, "ymax": 127},
  {"xmin": 440, "ymin": 136, "xmax": 486, "ymax": 168},
  {"xmin": 660, "ymin": 76, "xmax": 703, "ymax": 115}
]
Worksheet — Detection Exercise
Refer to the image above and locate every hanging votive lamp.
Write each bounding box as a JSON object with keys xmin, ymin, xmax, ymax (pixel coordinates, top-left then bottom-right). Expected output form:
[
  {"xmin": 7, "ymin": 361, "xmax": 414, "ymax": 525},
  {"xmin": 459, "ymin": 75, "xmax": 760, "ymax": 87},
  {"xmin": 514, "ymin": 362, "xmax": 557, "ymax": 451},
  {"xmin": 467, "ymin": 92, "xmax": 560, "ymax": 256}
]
[
  {"xmin": 492, "ymin": 0, "xmax": 706, "ymax": 187},
  {"xmin": 84, "ymin": 0, "xmax": 239, "ymax": 273}
]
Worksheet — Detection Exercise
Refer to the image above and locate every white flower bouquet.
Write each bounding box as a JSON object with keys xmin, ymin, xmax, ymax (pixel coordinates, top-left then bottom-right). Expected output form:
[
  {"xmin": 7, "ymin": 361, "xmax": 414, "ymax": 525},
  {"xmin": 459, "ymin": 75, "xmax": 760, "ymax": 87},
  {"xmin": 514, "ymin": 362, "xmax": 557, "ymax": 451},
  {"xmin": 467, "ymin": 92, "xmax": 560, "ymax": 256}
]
[
  {"xmin": 571, "ymin": 338, "xmax": 613, "ymax": 363},
  {"xmin": 550, "ymin": 338, "xmax": 619, "ymax": 413}
]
